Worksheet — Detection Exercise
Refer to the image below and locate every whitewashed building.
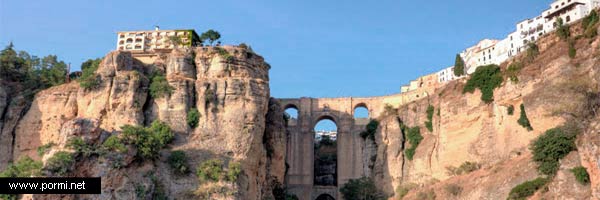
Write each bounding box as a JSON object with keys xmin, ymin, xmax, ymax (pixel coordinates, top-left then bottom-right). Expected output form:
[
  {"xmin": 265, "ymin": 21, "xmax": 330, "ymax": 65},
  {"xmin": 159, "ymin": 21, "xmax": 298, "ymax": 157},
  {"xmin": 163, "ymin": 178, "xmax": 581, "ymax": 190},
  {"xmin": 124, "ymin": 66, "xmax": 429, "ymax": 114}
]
[
  {"xmin": 437, "ymin": 66, "xmax": 458, "ymax": 83},
  {"xmin": 116, "ymin": 27, "xmax": 201, "ymax": 52}
]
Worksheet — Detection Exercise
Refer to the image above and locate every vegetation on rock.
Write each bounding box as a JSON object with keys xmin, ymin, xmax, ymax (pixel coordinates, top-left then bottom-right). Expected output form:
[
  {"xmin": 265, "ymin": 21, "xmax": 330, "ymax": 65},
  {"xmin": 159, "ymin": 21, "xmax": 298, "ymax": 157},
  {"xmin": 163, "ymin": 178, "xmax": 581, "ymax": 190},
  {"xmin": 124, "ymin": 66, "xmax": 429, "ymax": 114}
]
[
  {"xmin": 425, "ymin": 105, "xmax": 434, "ymax": 132},
  {"xmin": 404, "ymin": 126, "xmax": 423, "ymax": 160},
  {"xmin": 571, "ymin": 166, "xmax": 590, "ymax": 185},
  {"xmin": 517, "ymin": 104, "xmax": 533, "ymax": 131},
  {"xmin": 395, "ymin": 183, "xmax": 417, "ymax": 200},
  {"xmin": 446, "ymin": 161, "xmax": 481, "ymax": 176},
  {"xmin": 417, "ymin": 190, "xmax": 436, "ymax": 200},
  {"xmin": 168, "ymin": 150, "xmax": 190, "ymax": 175},
  {"xmin": 339, "ymin": 177, "xmax": 387, "ymax": 200},
  {"xmin": 44, "ymin": 151, "xmax": 74, "ymax": 176},
  {"xmin": 37, "ymin": 142, "xmax": 55, "ymax": 157},
  {"xmin": 463, "ymin": 64, "xmax": 503, "ymax": 103},
  {"xmin": 78, "ymin": 58, "xmax": 102, "ymax": 89},
  {"xmin": 507, "ymin": 105, "xmax": 515, "ymax": 115},
  {"xmin": 200, "ymin": 29, "xmax": 221, "ymax": 46},
  {"xmin": 445, "ymin": 184, "xmax": 463, "ymax": 196},
  {"xmin": 530, "ymin": 126, "xmax": 577, "ymax": 176},
  {"xmin": 196, "ymin": 159, "xmax": 242, "ymax": 183},
  {"xmin": 505, "ymin": 62, "xmax": 523, "ymax": 83},
  {"xmin": 67, "ymin": 137, "xmax": 95, "ymax": 157},
  {"xmin": 149, "ymin": 73, "xmax": 174, "ymax": 98},
  {"xmin": 556, "ymin": 18, "xmax": 571, "ymax": 40},
  {"xmin": 360, "ymin": 119, "xmax": 379, "ymax": 140},
  {"xmin": 117, "ymin": 120, "xmax": 174, "ymax": 160},
  {"xmin": 583, "ymin": 10, "xmax": 599, "ymax": 38},
  {"xmin": 187, "ymin": 108, "xmax": 201, "ymax": 128},
  {"xmin": 525, "ymin": 43, "xmax": 539, "ymax": 62},
  {"xmin": 0, "ymin": 156, "xmax": 42, "ymax": 177},
  {"xmin": 507, "ymin": 177, "xmax": 549, "ymax": 200}
]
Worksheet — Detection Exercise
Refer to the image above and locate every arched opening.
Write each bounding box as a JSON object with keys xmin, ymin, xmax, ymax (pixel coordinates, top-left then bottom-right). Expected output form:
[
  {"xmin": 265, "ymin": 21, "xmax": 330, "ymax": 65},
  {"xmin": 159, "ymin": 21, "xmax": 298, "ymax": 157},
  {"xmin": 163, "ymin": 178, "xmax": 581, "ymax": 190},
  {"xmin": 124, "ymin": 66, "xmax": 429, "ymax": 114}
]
[
  {"xmin": 315, "ymin": 194, "xmax": 335, "ymax": 200},
  {"xmin": 284, "ymin": 105, "xmax": 299, "ymax": 126},
  {"xmin": 314, "ymin": 116, "xmax": 337, "ymax": 186},
  {"xmin": 353, "ymin": 103, "xmax": 369, "ymax": 119},
  {"xmin": 119, "ymin": 40, "xmax": 124, "ymax": 45}
]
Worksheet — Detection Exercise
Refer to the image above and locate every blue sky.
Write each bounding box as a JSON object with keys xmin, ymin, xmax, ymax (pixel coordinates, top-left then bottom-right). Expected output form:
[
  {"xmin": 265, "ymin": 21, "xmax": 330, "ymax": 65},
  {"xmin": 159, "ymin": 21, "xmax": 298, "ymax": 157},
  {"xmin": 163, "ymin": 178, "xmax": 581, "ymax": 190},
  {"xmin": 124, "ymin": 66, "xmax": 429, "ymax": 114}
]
[{"xmin": 1, "ymin": 0, "xmax": 552, "ymax": 100}]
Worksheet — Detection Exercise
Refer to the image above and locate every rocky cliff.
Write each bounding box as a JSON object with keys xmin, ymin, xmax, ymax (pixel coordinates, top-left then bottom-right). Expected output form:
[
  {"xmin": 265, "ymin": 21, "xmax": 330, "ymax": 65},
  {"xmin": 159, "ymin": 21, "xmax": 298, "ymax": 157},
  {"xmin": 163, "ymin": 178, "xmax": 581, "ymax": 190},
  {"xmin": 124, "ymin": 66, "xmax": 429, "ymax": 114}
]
[
  {"xmin": 368, "ymin": 22, "xmax": 600, "ymax": 199},
  {"xmin": 0, "ymin": 46, "xmax": 287, "ymax": 200}
]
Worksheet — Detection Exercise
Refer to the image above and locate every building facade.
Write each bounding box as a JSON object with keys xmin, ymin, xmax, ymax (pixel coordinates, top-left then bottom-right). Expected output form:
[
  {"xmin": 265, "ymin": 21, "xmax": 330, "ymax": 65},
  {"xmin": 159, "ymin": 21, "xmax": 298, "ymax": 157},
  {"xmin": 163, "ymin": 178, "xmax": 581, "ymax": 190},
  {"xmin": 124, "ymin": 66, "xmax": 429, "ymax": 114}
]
[{"xmin": 116, "ymin": 28, "xmax": 201, "ymax": 52}]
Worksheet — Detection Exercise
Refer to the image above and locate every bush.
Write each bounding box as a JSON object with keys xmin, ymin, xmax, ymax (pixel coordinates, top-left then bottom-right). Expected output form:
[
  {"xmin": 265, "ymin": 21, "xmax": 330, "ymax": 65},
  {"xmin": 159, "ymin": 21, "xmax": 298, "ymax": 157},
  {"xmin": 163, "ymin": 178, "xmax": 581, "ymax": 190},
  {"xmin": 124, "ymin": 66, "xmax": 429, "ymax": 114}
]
[
  {"xmin": 78, "ymin": 58, "xmax": 102, "ymax": 89},
  {"xmin": 517, "ymin": 104, "xmax": 533, "ymax": 131},
  {"xmin": 120, "ymin": 120, "xmax": 174, "ymax": 160},
  {"xmin": 556, "ymin": 18, "xmax": 570, "ymax": 40},
  {"xmin": 44, "ymin": 151, "xmax": 74, "ymax": 176},
  {"xmin": 66, "ymin": 137, "xmax": 95, "ymax": 157},
  {"xmin": 168, "ymin": 151, "xmax": 189, "ymax": 175},
  {"xmin": 463, "ymin": 64, "xmax": 503, "ymax": 103},
  {"xmin": 446, "ymin": 161, "xmax": 481, "ymax": 176},
  {"xmin": 383, "ymin": 104, "xmax": 397, "ymax": 116},
  {"xmin": 507, "ymin": 177, "xmax": 549, "ymax": 200},
  {"xmin": 196, "ymin": 159, "xmax": 224, "ymax": 183},
  {"xmin": 507, "ymin": 105, "xmax": 515, "ymax": 115},
  {"xmin": 37, "ymin": 142, "xmax": 55, "ymax": 157},
  {"xmin": 505, "ymin": 62, "xmax": 523, "ymax": 83},
  {"xmin": 102, "ymin": 135, "xmax": 127, "ymax": 153},
  {"xmin": 396, "ymin": 183, "xmax": 417, "ymax": 199},
  {"xmin": 454, "ymin": 54, "xmax": 465, "ymax": 76},
  {"xmin": 530, "ymin": 127, "xmax": 577, "ymax": 175},
  {"xmin": 0, "ymin": 156, "xmax": 42, "ymax": 177},
  {"xmin": 187, "ymin": 108, "xmax": 200, "ymax": 128},
  {"xmin": 404, "ymin": 126, "xmax": 423, "ymax": 160},
  {"xmin": 149, "ymin": 73, "xmax": 174, "ymax": 98},
  {"xmin": 360, "ymin": 119, "xmax": 379, "ymax": 140},
  {"xmin": 583, "ymin": 10, "xmax": 599, "ymax": 38},
  {"xmin": 425, "ymin": 105, "xmax": 434, "ymax": 132},
  {"xmin": 226, "ymin": 162, "xmax": 242, "ymax": 182},
  {"xmin": 214, "ymin": 47, "xmax": 234, "ymax": 62},
  {"xmin": 571, "ymin": 166, "xmax": 590, "ymax": 185},
  {"xmin": 445, "ymin": 184, "xmax": 462, "ymax": 196},
  {"xmin": 568, "ymin": 43, "xmax": 577, "ymax": 59},
  {"xmin": 525, "ymin": 43, "xmax": 539, "ymax": 62},
  {"xmin": 339, "ymin": 177, "xmax": 387, "ymax": 200},
  {"xmin": 238, "ymin": 43, "xmax": 249, "ymax": 50}
]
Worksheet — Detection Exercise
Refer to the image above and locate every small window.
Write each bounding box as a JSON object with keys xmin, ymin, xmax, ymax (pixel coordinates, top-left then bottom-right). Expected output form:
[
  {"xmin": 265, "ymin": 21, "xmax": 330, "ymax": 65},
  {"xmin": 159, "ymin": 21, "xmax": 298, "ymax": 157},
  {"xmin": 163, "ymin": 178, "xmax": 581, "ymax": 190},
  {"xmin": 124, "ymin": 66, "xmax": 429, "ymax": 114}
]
[
  {"xmin": 126, "ymin": 38, "xmax": 133, "ymax": 43},
  {"xmin": 119, "ymin": 40, "xmax": 124, "ymax": 44},
  {"xmin": 119, "ymin": 34, "xmax": 124, "ymax": 38},
  {"xmin": 135, "ymin": 38, "xmax": 142, "ymax": 42},
  {"xmin": 566, "ymin": 15, "xmax": 571, "ymax": 22}
]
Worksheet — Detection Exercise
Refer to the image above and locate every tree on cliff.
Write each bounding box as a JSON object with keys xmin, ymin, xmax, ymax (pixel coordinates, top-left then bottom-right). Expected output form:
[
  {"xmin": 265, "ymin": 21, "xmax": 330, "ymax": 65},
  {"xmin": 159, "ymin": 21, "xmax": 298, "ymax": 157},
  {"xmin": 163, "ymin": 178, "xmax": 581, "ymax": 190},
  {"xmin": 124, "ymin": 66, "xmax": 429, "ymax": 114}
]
[
  {"xmin": 0, "ymin": 43, "xmax": 67, "ymax": 93},
  {"xmin": 454, "ymin": 54, "xmax": 465, "ymax": 76},
  {"xmin": 200, "ymin": 29, "xmax": 221, "ymax": 46}
]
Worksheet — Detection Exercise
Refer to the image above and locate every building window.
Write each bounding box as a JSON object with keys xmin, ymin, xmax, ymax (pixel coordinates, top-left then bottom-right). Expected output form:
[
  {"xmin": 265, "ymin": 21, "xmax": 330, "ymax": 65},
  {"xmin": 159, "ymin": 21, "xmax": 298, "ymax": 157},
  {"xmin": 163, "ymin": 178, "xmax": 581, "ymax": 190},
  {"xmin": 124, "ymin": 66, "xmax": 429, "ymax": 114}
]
[
  {"xmin": 566, "ymin": 15, "xmax": 571, "ymax": 22},
  {"xmin": 135, "ymin": 38, "xmax": 142, "ymax": 42},
  {"xmin": 119, "ymin": 40, "xmax": 124, "ymax": 45},
  {"xmin": 126, "ymin": 38, "xmax": 133, "ymax": 43},
  {"xmin": 134, "ymin": 45, "xmax": 142, "ymax": 49},
  {"xmin": 119, "ymin": 34, "xmax": 124, "ymax": 38}
]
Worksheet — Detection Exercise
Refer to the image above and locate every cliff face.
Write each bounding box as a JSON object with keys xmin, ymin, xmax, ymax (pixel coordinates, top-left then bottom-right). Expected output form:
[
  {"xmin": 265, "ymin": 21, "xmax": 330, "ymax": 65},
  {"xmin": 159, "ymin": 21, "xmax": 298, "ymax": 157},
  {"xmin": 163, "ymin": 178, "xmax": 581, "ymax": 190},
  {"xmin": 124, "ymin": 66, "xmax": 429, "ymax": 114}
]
[
  {"xmin": 370, "ymin": 24, "xmax": 600, "ymax": 199},
  {"xmin": 1, "ymin": 46, "xmax": 287, "ymax": 200}
]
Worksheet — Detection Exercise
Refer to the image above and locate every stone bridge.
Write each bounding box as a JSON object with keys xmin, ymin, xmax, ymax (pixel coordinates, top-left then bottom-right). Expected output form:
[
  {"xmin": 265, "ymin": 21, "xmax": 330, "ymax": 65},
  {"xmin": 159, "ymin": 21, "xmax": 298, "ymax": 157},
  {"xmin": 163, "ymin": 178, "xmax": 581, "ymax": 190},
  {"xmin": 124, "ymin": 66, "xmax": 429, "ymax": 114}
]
[{"xmin": 278, "ymin": 91, "xmax": 431, "ymax": 200}]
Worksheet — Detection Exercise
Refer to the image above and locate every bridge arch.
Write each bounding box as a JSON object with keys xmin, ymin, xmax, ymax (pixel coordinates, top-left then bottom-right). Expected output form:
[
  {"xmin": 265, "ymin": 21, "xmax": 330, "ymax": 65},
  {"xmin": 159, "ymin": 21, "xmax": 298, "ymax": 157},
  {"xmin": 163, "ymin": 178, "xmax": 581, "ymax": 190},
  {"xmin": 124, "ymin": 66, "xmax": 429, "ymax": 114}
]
[
  {"xmin": 353, "ymin": 102, "xmax": 369, "ymax": 119},
  {"xmin": 315, "ymin": 193, "xmax": 335, "ymax": 200},
  {"xmin": 284, "ymin": 103, "xmax": 300, "ymax": 120}
]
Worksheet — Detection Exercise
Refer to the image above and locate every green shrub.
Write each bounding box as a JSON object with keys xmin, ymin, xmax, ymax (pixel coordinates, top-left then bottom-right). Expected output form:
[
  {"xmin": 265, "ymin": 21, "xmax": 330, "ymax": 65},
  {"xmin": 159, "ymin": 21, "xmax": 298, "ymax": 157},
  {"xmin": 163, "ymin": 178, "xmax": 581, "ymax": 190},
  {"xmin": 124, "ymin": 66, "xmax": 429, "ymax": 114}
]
[
  {"xmin": 507, "ymin": 177, "xmax": 549, "ymax": 200},
  {"xmin": 530, "ymin": 127, "xmax": 577, "ymax": 175},
  {"xmin": 454, "ymin": 54, "xmax": 465, "ymax": 76},
  {"xmin": 463, "ymin": 64, "xmax": 503, "ymax": 103},
  {"xmin": 37, "ymin": 142, "xmax": 55, "ymax": 157},
  {"xmin": 149, "ymin": 73, "xmax": 174, "ymax": 98},
  {"xmin": 78, "ymin": 58, "xmax": 102, "ymax": 89},
  {"xmin": 196, "ymin": 159, "xmax": 224, "ymax": 183},
  {"xmin": 360, "ymin": 119, "xmax": 379, "ymax": 140},
  {"xmin": 525, "ymin": 43, "xmax": 539, "ymax": 62},
  {"xmin": 168, "ymin": 150, "xmax": 189, "ymax": 175},
  {"xmin": 505, "ymin": 62, "xmax": 523, "ymax": 83},
  {"xmin": 44, "ymin": 151, "xmax": 74, "ymax": 176},
  {"xmin": 238, "ymin": 43, "xmax": 249, "ymax": 50},
  {"xmin": 66, "ymin": 137, "xmax": 95, "ymax": 157},
  {"xmin": 583, "ymin": 10, "xmax": 599, "ymax": 38},
  {"xmin": 556, "ymin": 18, "xmax": 570, "ymax": 40},
  {"xmin": 187, "ymin": 108, "xmax": 200, "ymax": 128},
  {"xmin": 568, "ymin": 43, "xmax": 577, "ymax": 59},
  {"xmin": 571, "ymin": 166, "xmax": 590, "ymax": 185},
  {"xmin": 214, "ymin": 47, "xmax": 234, "ymax": 62},
  {"xmin": 340, "ymin": 177, "xmax": 387, "ymax": 200},
  {"xmin": 383, "ymin": 104, "xmax": 397, "ymax": 116},
  {"xmin": 517, "ymin": 104, "xmax": 533, "ymax": 131},
  {"xmin": 0, "ymin": 156, "xmax": 42, "ymax": 177},
  {"xmin": 396, "ymin": 183, "xmax": 417, "ymax": 199},
  {"xmin": 120, "ymin": 120, "xmax": 174, "ymax": 160},
  {"xmin": 425, "ymin": 105, "xmax": 434, "ymax": 132},
  {"xmin": 226, "ymin": 162, "xmax": 242, "ymax": 182},
  {"xmin": 446, "ymin": 161, "xmax": 481, "ymax": 176},
  {"xmin": 445, "ymin": 184, "xmax": 462, "ymax": 196},
  {"xmin": 507, "ymin": 105, "xmax": 515, "ymax": 115},
  {"xmin": 102, "ymin": 135, "xmax": 127, "ymax": 153},
  {"xmin": 404, "ymin": 126, "xmax": 423, "ymax": 160}
]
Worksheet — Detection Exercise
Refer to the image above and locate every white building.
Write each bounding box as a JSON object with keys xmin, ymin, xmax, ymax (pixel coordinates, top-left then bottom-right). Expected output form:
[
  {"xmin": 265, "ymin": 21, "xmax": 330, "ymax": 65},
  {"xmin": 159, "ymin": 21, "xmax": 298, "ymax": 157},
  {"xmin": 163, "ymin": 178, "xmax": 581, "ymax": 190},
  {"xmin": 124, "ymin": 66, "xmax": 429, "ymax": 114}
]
[
  {"xmin": 437, "ymin": 66, "xmax": 458, "ymax": 83},
  {"xmin": 116, "ymin": 27, "xmax": 201, "ymax": 52},
  {"xmin": 460, "ymin": 39, "xmax": 499, "ymax": 74},
  {"xmin": 544, "ymin": 0, "xmax": 600, "ymax": 32}
]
